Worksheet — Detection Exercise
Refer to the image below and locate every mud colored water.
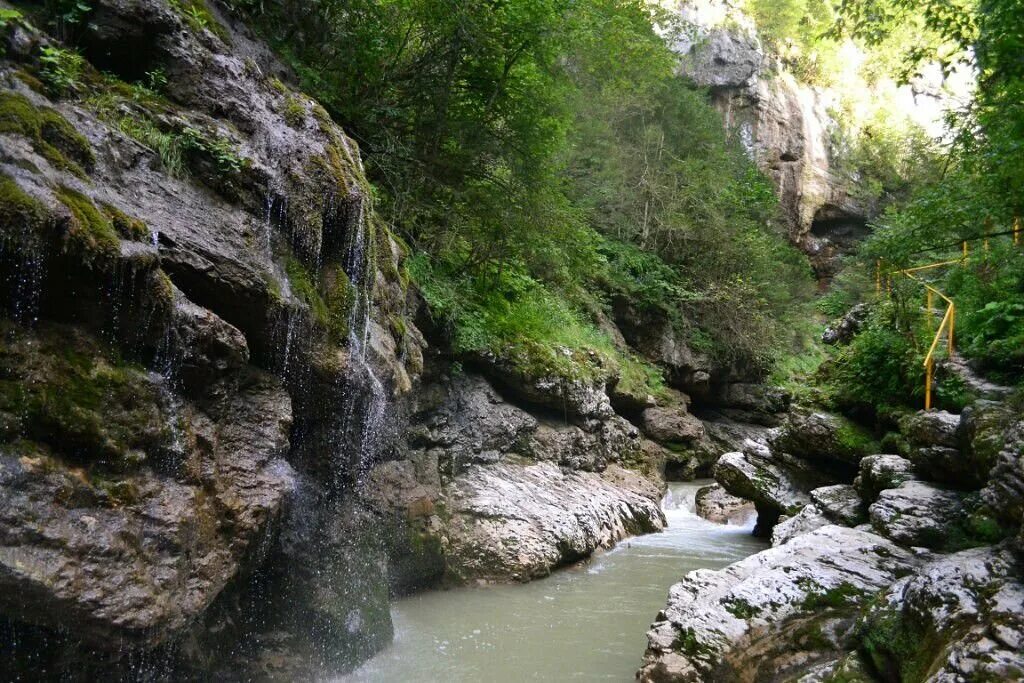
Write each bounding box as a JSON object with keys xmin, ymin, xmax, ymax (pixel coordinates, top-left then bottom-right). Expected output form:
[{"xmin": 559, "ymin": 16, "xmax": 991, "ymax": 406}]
[{"xmin": 340, "ymin": 481, "xmax": 765, "ymax": 682}]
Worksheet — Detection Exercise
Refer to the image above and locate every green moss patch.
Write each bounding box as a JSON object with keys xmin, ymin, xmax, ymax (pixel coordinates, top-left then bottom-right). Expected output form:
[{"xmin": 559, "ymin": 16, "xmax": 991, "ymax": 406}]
[
  {"xmin": 100, "ymin": 201, "xmax": 149, "ymax": 241},
  {"xmin": 0, "ymin": 321, "xmax": 168, "ymax": 472},
  {"xmin": 800, "ymin": 580, "xmax": 867, "ymax": 611},
  {"xmin": 0, "ymin": 174, "xmax": 48, "ymax": 234},
  {"xmin": 0, "ymin": 91, "xmax": 94, "ymax": 176},
  {"xmin": 54, "ymin": 185, "xmax": 120, "ymax": 262}
]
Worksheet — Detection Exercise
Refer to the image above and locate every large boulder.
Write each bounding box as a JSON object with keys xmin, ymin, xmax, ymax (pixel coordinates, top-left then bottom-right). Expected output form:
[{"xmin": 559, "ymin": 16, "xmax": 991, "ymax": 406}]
[
  {"xmin": 810, "ymin": 484, "xmax": 866, "ymax": 526},
  {"xmin": 695, "ymin": 484, "xmax": 755, "ymax": 525},
  {"xmin": 854, "ymin": 454, "xmax": 916, "ymax": 503},
  {"xmin": 364, "ymin": 370, "xmax": 666, "ymax": 587},
  {"xmin": 959, "ymin": 400, "xmax": 1018, "ymax": 488},
  {"xmin": 642, "ymin": 405, "xmax": 705, "ymax": 444},
  {"xmin": 981, "ymin": 417, "xmax": 1024, "ymax": 531},
  {"xmin": 638, "ymin": 526, "xmax": 921, "ymax": 682},
  {"xmin": 771, "ymin": 505, "xmax": 829, "ymax": 546},
  {"xmin": 0, "ymin": 322, "xmax": 295, "ymax": 649},
  {"xmin": 714, "ymin": 450, "xmax": 813, "ymax": 518},
  {"xmin": 441, "ymin": 462, "xmax": 665, "ymax": 582},
  {"xmin": 868, "ymin": 481, "xmax": 966, "ymax": 550},
  {"xmin": 858, "ymin": 546, "xmax": 1024, "ymax": 681},
  {"xmin": 771, "ymin": 408, "xmax": 878, "ymax": 467}
]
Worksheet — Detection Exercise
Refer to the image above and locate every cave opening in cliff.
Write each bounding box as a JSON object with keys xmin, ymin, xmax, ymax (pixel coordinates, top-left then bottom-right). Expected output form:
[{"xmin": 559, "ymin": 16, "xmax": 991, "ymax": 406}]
[{"xmin": 810, "ymin": 205, "xmax": 870, "ymax": 251}]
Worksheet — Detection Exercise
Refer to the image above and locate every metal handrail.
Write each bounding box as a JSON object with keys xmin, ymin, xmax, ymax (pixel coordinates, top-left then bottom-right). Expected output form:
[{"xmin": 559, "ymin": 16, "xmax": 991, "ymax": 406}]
[{"xmin": 871, "ymin": 220, "xmax": 1021, "ymax": 409}]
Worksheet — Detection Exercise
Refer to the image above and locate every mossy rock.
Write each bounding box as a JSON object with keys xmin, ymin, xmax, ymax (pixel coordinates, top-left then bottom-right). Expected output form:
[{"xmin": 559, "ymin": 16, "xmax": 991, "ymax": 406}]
[
  {"xmin": 0, "ymin": 91, "xmax": 94, "ymax": 176},
  {"xmin": 0, "ymin": 320, "xmax": 168, "ymax": 472},
  {"xmin": 100, "ymin": 202, "xmax": 149, "ymax": 241},
  {"xmin": 54, "ymin": 185, "xmax": 121, "ymax": 263},
  {"xmin": 0, "ymin": 173, "xmax": 48, "ymax": 234}
]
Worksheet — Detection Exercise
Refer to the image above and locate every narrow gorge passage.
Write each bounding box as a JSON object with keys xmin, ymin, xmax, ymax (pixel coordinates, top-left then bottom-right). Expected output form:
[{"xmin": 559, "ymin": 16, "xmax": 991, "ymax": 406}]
[{"xmin": 343, "ymin": 481, "xmax": 765, "ymax": 683}]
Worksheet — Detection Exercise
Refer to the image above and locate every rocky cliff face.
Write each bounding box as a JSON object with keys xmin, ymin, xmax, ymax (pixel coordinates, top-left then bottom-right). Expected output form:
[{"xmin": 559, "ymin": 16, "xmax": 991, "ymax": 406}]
[
  {"xmin": 0, "ymin": 1, "xmax": 704, "ymax": 677},
  {"xmin": 0, "ymin": 0, "xmax": 424, "ymax": 676},
  {"xmin": 671, "ymin": 9, "xmax": 870, "ymax": 279}
]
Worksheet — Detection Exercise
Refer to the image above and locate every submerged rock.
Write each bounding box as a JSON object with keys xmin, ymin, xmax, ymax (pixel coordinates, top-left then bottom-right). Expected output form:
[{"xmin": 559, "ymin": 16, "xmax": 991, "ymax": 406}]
[{"xmin": 638, "ymin": 526, "xmax": 920, "ymax": 682}]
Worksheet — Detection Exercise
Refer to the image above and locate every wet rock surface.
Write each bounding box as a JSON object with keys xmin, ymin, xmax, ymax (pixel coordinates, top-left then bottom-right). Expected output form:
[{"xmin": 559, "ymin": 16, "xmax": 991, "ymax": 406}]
[
  {"xmin": 0, "ymin": 322, "xmax": 294, "ymax": 648},
  {"xmin": 364, "ymin": 371, "xmax": 667, "ymax": 586},
  {"xmin": 639, "ymin": 526, "xmax": 921, "ymax": 682}
]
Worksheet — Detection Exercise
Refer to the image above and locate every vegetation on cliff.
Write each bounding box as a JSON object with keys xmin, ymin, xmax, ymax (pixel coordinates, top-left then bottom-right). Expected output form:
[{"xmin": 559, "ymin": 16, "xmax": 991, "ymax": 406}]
[{"xmin": 228, "ymin": 0, "xmax": 815, "ymax": 385}]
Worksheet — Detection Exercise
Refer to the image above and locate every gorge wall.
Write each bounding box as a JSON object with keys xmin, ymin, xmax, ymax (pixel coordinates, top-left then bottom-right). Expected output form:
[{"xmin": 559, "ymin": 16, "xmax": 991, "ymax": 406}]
[
  {"xmin": 671, "ymin": 3, "xmax": 871, "ymax": 279},
  {"xmin": 0, "ymin": 1, "xmax": 781, "ymax": 677}
]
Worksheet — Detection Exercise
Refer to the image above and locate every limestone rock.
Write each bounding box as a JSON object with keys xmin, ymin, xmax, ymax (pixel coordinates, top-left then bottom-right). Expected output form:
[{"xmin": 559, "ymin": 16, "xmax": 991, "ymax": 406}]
[
  {"xmin": 714, "ymin": 450, "xmax": 812, "ymax": 518},
  {"xmin": 771, "ymin": 505, "xmax": 829, "ymax": 546},
  {"xmin": 869, "ymin": 481, "xmax": 965, "ymax": 549},
  {"xmin": 981, "ymin": 418, "xmax": 1024, "ymax": 530},
  {"xmin": 858, "ymin": 546, "xmax": 1024, "ymax": 681},
  {"xmin": 958, "ymin": 400, "xmax": 1018, "ymax": 488},
  {"xmin": 695, "ymin": 484, "xmax": 755, "ymax": 525},
  {"xmin": 854, "ymin": 454, "xmax": 916, "ymax": 503},
  {"xmin": 642, "ymin": 405, "xmax": 705, "ymax": 443},
  {"xmin": 811, "ymin": 484, "xmax": 865, "ymax": 526},
  {"xmin": 671, "ymin": 12, "xmax": 870, "ymax": 278},
  {"xmin": 771, "ymin": 407, "xmax": 877, "ymax": 466},
  {"xmin": 0, "ymin": 325, "xmax": 294, "ymax": 648},
  {"xmin": 442, "ymin": 462, "xmax": 665, "ymax": 582},
  {"xmin": 901, "ymin": 410, "xmax": 962, "ymax": 448},
  {"xmin": 638, "ymin": 526, "xmax": 921, "ymax": 682},
  {"xmin": 822, "ymin": 304, "xmax": 869, "ymax": 345}
]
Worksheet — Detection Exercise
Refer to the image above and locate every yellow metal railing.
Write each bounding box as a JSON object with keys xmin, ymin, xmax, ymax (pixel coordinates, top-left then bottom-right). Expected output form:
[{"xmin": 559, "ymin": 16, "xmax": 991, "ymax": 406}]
[{"xmin": 874, "ymin": 215, "xmax": 1021, "ymax": 410}]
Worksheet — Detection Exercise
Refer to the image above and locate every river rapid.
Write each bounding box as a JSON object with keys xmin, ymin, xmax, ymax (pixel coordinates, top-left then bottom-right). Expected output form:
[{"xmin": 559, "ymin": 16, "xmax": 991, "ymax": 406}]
[{"xmin": 341, "ymin": 480, "xmax": 766, "ymax": 682}]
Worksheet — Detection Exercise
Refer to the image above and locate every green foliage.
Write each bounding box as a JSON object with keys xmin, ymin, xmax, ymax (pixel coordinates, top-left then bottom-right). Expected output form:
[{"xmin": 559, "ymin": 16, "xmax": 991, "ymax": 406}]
[
  {"xmin": 0, "ymin": 174, "xmax": 47, "ymax": 234},
  {"xmin": 38, "ymin": 45, "xmax": 84, "ymax": 95},
  {"xmin": 828, "ymin": 301, "xmax": 925, "ymax": 411},
  {"xmin": 945, "ymin": 244, "xmax": 1024, "ymax": 376},
  {"xmin": 0, "ymin": 8, "xmax": 23, "ymax": 47},
  {"xmin": 0, "ymin": 91, "xmax": 94, "ymax": 176},
  {"xmin": 741, "ymin": 0, "xmax": 842, "ymax": 83},
  {"xmin": 232, "ymin": 0, "xmax": 813, "ymax": 377},
  {"xmin": 281, "ymin": 94, "xmax": 306, "ymax": 127},
  {"xmin": 179, "ymin": 126, "xmax": 246, "ymax": 175},
  {"xmin": 115, "ymin": 114, "xmax": 188, "ymax": 176},
  {"xmin": 410, "ymin": 252, "xmax": 618, "ymax": 382},
  {"xmin": 168, "ymin": 0, "xmax": 229, "ymax": 42},
  {"xmin": 99, "ymin": 202, "xmax": 149, "ymax": 241}
]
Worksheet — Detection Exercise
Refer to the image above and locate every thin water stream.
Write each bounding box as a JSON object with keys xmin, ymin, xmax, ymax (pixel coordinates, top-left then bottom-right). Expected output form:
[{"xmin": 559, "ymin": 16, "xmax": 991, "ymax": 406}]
[{"xmin": 341, "ymin": 480, "xmax": 766, "ymax": 682}]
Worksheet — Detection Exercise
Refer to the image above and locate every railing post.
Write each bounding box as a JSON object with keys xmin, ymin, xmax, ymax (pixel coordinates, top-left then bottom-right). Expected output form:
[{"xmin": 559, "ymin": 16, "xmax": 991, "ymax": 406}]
[
  {"xmin": 1015, "ymin": 215, "xmax": 1021, "ymax": 246},
  {"xmin": 925, "ymin": 358, "xmax": 933, "ymax": 410},
  {"xmin": 926, "ymin": 289, "xmax": 933, "ymax": 331},
  {"xmin": 963, "ymin": 241, "xmax": 968, "ymax": 259},
  {"xmin": 948, "ymin": 303, "xmax": 955, "ymax": 355}
]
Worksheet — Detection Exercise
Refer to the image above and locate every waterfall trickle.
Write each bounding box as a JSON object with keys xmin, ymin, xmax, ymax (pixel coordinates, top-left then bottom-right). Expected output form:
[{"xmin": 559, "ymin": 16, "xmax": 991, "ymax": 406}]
[{"xmin": 335, "ymin": 201, "xmax": 387, "ymax": 488}]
